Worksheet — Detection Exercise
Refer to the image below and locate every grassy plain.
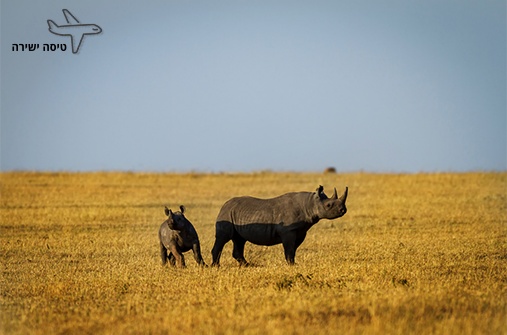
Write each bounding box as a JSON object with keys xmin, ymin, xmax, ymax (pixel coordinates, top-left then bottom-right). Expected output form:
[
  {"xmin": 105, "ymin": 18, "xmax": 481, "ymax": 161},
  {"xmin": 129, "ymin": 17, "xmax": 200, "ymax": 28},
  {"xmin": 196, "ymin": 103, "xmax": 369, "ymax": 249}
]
[{"xmin": 0, "ymin": 171, "xmax": 506, "ymax": 334}]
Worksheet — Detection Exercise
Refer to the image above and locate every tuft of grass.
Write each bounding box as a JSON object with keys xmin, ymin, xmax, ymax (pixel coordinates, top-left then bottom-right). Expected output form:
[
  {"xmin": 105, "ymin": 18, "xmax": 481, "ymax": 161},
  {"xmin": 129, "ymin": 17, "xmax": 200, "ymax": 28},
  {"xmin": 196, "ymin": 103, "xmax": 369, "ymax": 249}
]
[{"xmin": 1, "ymin": 171, "xmax": 506, "ymax": 334}]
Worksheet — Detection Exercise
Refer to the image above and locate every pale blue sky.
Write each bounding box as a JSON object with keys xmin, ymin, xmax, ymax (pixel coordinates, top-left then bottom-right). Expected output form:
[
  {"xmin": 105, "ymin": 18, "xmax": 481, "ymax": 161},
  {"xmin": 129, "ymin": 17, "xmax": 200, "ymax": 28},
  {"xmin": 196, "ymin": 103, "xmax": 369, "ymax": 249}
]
[{"xmin": 1, "ymin": 1, "xmax": 505, "ymax": 172}]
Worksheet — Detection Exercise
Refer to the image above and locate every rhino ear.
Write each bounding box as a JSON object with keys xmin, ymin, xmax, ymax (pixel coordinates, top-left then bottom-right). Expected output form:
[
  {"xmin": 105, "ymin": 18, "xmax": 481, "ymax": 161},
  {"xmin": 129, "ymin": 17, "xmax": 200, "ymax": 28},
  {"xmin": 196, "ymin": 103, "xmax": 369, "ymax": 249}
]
[
  {"xmin": 180, "ymin": 205, "xmax": 186, "ymax": 214},
  {"xmin": 164, "ymin": 206, "xmax": 170, "ymax": 216},
  {"xmin": 316, "ymin": 185, "xmax": 328, "ymax": 200},
  {"xmin": 316, "ymin": 185, "xmax": 324, "ymax": 194}
]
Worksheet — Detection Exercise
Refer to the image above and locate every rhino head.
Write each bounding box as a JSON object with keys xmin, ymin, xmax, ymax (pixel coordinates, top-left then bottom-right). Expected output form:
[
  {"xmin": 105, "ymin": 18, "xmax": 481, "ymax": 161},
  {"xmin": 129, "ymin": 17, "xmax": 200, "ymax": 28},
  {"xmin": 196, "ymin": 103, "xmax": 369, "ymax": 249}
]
[
  {"xmin": 315, "ymin": 185, "xmax": 348, "ymax": 220},
  {"xmin": 164, "ymin": 205, "xmax": 188, "ymax": 230}
]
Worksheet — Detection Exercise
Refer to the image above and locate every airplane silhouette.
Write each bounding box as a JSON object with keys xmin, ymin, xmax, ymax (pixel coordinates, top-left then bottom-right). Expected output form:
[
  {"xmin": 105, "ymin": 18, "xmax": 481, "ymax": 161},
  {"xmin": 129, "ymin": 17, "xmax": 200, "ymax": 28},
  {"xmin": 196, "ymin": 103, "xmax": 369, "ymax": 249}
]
[{"xmin": 47, "ymin": 9, "xmax": 102, "ymax": 54}]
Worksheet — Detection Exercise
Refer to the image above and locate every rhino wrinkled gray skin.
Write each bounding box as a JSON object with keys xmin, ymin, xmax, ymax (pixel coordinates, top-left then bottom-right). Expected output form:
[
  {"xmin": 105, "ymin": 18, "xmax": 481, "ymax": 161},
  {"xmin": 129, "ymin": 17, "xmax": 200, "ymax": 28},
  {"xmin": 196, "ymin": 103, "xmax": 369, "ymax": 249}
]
[
  {"xmin": 211, "ymin": 185, "xmax": 348, "ymax": 266},
  {"xmin": 158, "ymin": 205, "xmax": 206, "ymax": 268}
]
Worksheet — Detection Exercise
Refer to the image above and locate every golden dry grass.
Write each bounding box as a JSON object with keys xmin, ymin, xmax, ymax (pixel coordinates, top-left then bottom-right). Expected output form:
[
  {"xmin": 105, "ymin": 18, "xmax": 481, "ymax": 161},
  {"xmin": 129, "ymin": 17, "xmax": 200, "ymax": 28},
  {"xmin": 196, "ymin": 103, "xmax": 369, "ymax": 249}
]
[{"xmin": 1, "ymin": 171, "xmax": 506, "ymax": 334}]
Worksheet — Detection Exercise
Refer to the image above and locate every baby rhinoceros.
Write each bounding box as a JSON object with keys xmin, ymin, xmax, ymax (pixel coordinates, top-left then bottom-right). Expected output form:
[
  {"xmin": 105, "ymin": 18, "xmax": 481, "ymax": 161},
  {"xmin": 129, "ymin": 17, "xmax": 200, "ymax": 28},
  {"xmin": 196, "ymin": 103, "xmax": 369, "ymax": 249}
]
[{"xmin": 158, "ymin": 205, "xmax": 206, "ymax": 268}]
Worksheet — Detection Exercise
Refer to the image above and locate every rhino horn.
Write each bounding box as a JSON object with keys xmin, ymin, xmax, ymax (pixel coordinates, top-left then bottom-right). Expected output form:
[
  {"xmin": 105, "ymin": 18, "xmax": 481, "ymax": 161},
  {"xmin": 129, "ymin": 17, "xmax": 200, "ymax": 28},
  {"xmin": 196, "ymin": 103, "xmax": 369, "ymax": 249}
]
[
  {"xmin": 331, "ymin": 187, "xmax": 338, "ymax": 199},
  {"xmin": 339, "ymin": 187, "xmax": 348, "ymax": 202}
]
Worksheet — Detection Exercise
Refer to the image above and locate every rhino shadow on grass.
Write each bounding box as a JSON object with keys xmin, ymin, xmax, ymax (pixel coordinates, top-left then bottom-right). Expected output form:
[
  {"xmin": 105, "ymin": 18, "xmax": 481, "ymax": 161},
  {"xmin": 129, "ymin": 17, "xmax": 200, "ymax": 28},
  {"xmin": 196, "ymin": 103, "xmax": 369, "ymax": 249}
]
[
  {"xmin": 158, "ymin": 205, "xmax": 206, "ymax": 268},
  {"xmin": 211, "ymin": 185, "xmax": 348, "ymax": 266}
]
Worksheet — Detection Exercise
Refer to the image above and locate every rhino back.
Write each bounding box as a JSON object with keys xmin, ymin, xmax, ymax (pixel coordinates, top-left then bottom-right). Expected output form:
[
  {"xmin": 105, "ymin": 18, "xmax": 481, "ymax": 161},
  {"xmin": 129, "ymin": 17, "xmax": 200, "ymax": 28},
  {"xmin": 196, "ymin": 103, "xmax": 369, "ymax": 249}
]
[{"xmin": 217, "ymin": 192, "xmax": 315, "ymax": 225}]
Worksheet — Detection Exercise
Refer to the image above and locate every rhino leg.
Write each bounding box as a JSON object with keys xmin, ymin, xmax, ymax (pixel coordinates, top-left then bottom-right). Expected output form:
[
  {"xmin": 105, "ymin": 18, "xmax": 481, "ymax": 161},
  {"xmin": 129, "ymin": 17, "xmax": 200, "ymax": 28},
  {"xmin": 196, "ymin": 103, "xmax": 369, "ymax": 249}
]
[
  {"xmin": 192, "ymin": 242, "xmax": 207, "ymax": 267},
  {"xmin": 211, "ymin": 220, "xmax": 234, "ymax": 266},
  {"xmin": 160, "ymin": 241, "xmax": 168, "ymax": 266},
  {"xmin": 211, "ymin": 237, "xmax": 228, "ymax": 266},
  {"xmin": 281, "ymin": 233, "xmax": 297, "ymax": 265},
  {"xmin": 283, "ymin": 247, "xmax": 296, "ymax": 265},
  {"xmin": 167, "ymin": 252, "xmax": 176, "ymax": 266},
  {"xmin": 169, "ymin": 245, "xmax": 186, "ymax": 268},
  {"xmin": 174, "ymin": 252, "xmax": 186, "ymax": 268},
  {"xmin": 295, "ymin": 232, "xmax": 307, "ymax": 250},
  {"xmin": 281, "ymin": 231, "xmax": 307, "ymax": 265},
  {"xmin": 232, "ymin": 234, "xmax": 248, "ymax": 266},
  {"xmin": 180, "ymin": 254, "xmax": 186, "ymax": 268}
]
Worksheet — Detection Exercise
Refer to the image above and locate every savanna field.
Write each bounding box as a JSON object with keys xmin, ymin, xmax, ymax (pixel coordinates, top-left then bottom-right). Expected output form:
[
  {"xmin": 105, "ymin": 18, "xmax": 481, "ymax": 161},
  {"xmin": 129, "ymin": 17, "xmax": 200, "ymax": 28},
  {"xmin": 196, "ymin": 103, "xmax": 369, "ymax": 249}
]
[{"xmin": 0, "ymin": 171, "xmax": 506, "ymax": 334}]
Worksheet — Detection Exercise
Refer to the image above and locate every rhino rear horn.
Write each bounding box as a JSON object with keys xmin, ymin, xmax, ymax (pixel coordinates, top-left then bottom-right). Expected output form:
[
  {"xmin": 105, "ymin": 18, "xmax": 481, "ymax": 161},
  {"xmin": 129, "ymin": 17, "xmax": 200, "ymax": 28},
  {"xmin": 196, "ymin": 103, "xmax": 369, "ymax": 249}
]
[
  {"xmin": 339, "ymin": 187, "xmax": 348, "ymax": 202},
  {"xmin": 332, "ymin": 187, "xmax": 338, "ymax": 199}
]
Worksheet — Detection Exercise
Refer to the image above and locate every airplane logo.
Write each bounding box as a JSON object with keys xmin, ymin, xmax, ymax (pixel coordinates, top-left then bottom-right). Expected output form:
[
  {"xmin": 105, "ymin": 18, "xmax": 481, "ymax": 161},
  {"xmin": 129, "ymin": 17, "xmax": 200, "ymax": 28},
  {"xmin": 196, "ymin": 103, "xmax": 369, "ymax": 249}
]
[{"xmin": 47, "ymin": 9, "xmax": 102, "ymax": 54}]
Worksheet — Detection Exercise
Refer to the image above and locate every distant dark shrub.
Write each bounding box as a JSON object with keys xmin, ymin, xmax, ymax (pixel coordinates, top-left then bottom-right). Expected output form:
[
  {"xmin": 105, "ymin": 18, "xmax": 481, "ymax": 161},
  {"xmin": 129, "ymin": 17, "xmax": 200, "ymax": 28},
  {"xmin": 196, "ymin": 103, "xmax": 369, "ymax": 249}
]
[{"xmin": 324, "ymin": 167, "xmax": 336, "ymax": 174}]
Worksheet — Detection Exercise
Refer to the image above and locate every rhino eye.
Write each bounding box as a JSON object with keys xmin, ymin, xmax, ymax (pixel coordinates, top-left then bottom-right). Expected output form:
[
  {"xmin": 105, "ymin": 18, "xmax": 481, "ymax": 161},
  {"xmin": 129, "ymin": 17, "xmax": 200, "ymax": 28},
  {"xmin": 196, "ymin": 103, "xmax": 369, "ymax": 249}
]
[{"xmin": 326, "ymin": 203, "xmax": 332, "ymax": 209}]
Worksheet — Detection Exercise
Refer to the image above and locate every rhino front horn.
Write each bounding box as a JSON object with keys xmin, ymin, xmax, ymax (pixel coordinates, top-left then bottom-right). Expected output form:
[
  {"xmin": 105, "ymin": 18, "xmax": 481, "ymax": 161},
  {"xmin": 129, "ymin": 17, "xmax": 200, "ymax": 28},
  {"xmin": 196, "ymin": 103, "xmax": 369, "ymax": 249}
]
[{"xmin": 339, "ymin": 187, "xmax": 348, "ymax": 202}]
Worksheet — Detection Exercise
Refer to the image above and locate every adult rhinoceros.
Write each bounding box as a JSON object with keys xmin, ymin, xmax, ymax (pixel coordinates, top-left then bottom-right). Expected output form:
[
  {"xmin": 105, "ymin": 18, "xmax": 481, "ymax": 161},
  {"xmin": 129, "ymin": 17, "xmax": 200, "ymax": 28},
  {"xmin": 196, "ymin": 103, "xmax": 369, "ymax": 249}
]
[{"xmin": 211, "ymin": 185, "xmax": 348, "ymax": 266}]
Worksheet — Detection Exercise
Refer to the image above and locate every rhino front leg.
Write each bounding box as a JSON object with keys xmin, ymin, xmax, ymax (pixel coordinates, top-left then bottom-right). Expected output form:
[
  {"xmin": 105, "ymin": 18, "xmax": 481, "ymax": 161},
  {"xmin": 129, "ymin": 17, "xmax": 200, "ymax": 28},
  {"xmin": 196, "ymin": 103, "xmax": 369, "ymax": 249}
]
[
  {"xmin": 232, "ymin": 234, "xmax": 248, "ymax": 266},
  {"xmin": 167, "ymin": 252, "xmax": 176, "ymax": 266},
  {"xmin": 160, "ymin": 242, "xmax": 168, "ymax": 265},
  {"xmin": 294, "ymin": 232, "xmax": 307, "ymax": 251},
  {"xmin": 281, "ymin": 233, "xmax": 297, "ymax": 265},
  {"xmin": 169, "ymin": 245, "xmax": 186, "ymax": 268}
]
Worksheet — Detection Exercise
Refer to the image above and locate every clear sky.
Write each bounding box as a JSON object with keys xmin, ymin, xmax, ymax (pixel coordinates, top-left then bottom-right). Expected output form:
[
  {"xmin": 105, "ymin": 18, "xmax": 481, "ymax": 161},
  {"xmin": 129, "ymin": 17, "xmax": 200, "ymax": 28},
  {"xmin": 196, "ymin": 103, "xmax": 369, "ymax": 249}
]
[{"xmin": 1, "ymin": 1, "xmax": 505, "ymax": 172}]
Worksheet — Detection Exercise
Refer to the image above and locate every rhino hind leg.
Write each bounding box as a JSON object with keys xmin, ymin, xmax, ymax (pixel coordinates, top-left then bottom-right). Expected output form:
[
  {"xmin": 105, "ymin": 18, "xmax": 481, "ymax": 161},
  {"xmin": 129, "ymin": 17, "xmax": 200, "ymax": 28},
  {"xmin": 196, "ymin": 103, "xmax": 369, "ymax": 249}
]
[
  {"xmin": 211, "ymin": 220, "xmax": 235, "ymax": 266},
  {"xmin": 232, "ymin": 234, "xmax": 248, "ymax": 266},
  {"xmin": 192, "ymin": 243, "xmax": 207, "ymax": 267},
  {"xmin": 211, "ymin": 237, "xmax": 229, "ymax": 266}
]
